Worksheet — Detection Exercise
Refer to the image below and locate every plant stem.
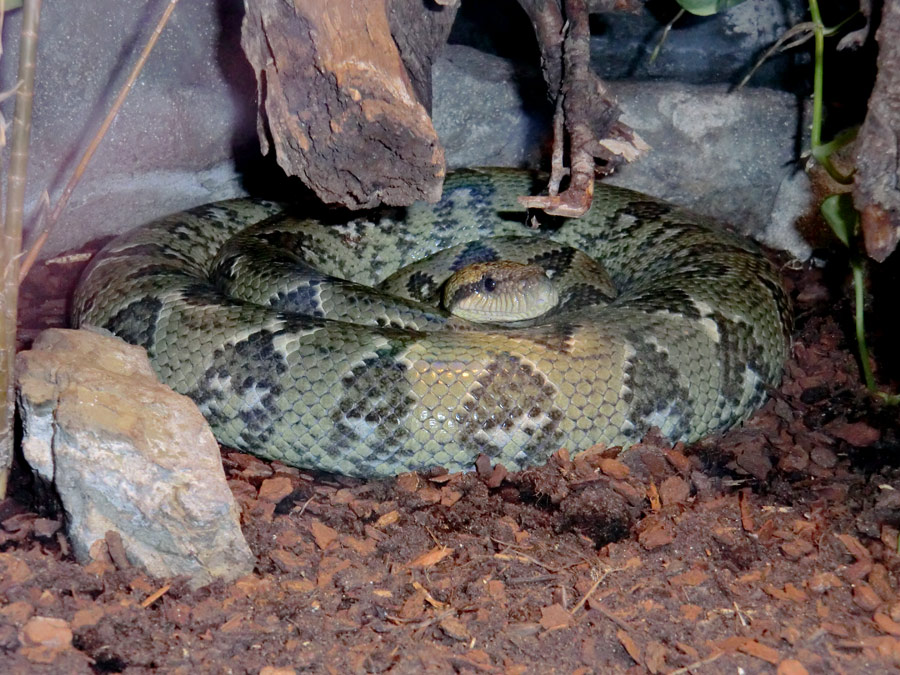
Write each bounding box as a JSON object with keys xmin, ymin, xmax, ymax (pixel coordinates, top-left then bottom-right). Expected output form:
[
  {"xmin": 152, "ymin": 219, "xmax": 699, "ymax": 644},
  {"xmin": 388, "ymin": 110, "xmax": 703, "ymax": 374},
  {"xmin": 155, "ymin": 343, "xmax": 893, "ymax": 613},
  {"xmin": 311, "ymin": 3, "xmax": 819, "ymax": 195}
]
[
  {"xmin": 808, "ymin": 0, "xmax": 824, "ymax": 149},
  {"xmin": 851, "ymin": 258, "xmax": 875, "ymax": 390},
  {"xmin": 0, "ymin": 0, "xmax": 42, "ymax": 499},
  {"xmin": 808, "ymin": 0, "xmax": 853, "ymax": 183}
]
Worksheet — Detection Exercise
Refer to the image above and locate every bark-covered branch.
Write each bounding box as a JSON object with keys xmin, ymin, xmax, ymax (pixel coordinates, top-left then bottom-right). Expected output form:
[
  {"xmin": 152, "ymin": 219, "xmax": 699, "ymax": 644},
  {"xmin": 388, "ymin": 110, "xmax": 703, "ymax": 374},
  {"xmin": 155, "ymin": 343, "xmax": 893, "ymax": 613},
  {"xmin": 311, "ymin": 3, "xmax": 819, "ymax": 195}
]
[
  {"xmin": 241, "ymin": 0, "xmax": 455, "ymax": 208},
  {"xmin": 517, "ymin": 0, "xmax": 647, "ymax": 217},
  {"xmin": 853, "ymin": 0, "xmax": 900, "ymax": 262}
]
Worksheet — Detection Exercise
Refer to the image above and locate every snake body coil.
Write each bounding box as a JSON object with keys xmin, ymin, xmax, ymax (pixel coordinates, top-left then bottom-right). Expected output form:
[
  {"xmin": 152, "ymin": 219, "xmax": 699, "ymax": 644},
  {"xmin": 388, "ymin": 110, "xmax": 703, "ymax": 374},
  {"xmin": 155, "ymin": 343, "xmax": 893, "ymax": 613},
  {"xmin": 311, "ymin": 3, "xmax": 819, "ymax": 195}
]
[{"xmin": 73, "ymin": 169, "xmax": 791, "ymax": 477}]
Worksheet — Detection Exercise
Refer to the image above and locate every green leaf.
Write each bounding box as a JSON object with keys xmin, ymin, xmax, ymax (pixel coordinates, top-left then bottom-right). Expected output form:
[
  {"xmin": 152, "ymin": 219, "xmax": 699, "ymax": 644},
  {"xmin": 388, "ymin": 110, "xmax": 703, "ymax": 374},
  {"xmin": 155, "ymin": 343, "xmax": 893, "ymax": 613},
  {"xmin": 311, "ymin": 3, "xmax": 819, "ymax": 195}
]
[
  {"xmin": 675, "ymin": 0, "xmax": 748, "ymax": 16},
  {"xmin": 820, "ymin": 193, "xmax": 858, "ymax": 248},
  {"xmin": 1, "ymin": 0, "xmax": 23, "ymax": 10}
]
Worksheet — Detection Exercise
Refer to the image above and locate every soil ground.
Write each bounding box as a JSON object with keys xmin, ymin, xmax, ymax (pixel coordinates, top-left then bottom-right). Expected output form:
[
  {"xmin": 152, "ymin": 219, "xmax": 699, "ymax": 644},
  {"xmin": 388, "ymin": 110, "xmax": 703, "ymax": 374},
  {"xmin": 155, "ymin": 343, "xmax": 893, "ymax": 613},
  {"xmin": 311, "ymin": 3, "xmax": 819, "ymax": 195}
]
[{"xmin": 3, "ymin": 243, "xmax": 900, "ymax": 674}]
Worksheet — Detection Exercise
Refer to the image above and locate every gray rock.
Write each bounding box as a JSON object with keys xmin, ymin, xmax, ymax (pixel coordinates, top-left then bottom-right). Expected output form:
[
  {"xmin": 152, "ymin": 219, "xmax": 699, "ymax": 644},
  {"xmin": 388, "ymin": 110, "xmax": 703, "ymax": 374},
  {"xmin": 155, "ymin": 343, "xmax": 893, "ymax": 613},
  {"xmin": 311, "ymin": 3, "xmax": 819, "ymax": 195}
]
[
  {"xmin": 604, "ymin": 80, "xmax": 812, "ymax": 255},
  {"xmin": 588, "ymin": 0, "xmax": 807, "ymax": 87},
  {"xmin": 16, "ymin": 328, "xmax": 254, "ymax": 589},
  {"xmin": 433, "ymin": 45, "xmax": 551, "ymax": 170}
]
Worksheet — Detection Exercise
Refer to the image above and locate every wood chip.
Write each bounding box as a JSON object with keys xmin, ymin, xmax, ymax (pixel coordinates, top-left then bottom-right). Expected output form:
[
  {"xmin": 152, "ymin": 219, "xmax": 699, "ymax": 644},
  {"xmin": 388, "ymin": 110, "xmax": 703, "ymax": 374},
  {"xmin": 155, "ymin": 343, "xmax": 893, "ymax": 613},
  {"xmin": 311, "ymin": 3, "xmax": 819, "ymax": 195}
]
[
  {"xmin": 869, "ymin": 564, "xmax": 896, "ymax": 603},
  {"xmin": 739, "ymin": 489, "xmax": 755, "ymax": 532},
  {"xmin": 658, "ymin": 476, "xmax": 690, "ymax": 505},
  {"xmin": 412, "ymin": 581, "xmax": 447, "ymax": 609},
  {"xmin": 270, "ymin": 549, "xmax": 305, "ymax": 573},
  {"xmin": 316, "ymin": 558, "xmax": 351, "ymax": 588},
  {"xmin": 71, "ymin": 607, "xmax": 104, "ymax": 630},
  {"xmin": 32, "ymin": 518, "xmax": 62, "ymax": 539},
  {"xmin": 807, "ymin": 571, "xmax": 843, "ymax": 592},
  {"xmin": 646, "ymin": 482, "xmax": 661, "ymax": 511},
  {"xmin": 439, "ymin": 615, "xmax": 470, "ymax": 641},
  {"xmin": 474, "ymin": 454, "xmax": 493, "ymax": 477},
  {"xmin": 21, "ymin": 616, "xmax": 73, "ymax": 649},
  {"xmin": 853, "ymin": 582, "xmax": 884, "ymax": 611},
  {"xmin": 598, "ymin": 458, "xmax": 629, "ymax": 480},
  {"xmin": 220, "ymin": 614, "xmax": 243, "ymax": 632},
  {"xmin": 669, "ymin": 569, "xmax": 708, "ymax": 587},
  {"xmin": 780, "ymin": 538, "xmax": 815, "ymax": 560},
  {"xmin": 783, "ymin": 583, "xmax": 808, "ymax": 603},
  {"xmin": 308, "ymin": 519, "xmax": 339, "ymax": 550},
  {"xmin": 395, "ymin": 473, "xmax": 419, "ymax": 492},
  {"xmin": 407, "ymin": 546, "xmax": 453, "ymax": 568},
  {"xmin": 638, "ymin": 520, "xmax": 674, "ymax": 550},
  {"xmin": 836, "ymin": 533, "xmax": 872, "ymax": 560},
  {"xmin": 874, "ymin": 612, "xmax": 900, "ymax": 636},
  {"xmin": 486, "ymin": 463, "xmax": 508, "ymax": 488},
  {"xmin": 737, "ymin": 638, "xmax": 780, "ymax": 664},
  {"xmin": 398, "ymin": 589, "xmax": 426, "ymax": 620},
  {"xmin": 417, "ymin": 487, "xmax": 442, "ymax": 504},
  {"xmin": 342, "ymin": 535, "xmax": 376, "ymax": 556},
  {"xmin": 776, "ymin": 658, "xmax": 810, "ymax": 675},
  {"xmin": 644, "ymin": 640, "xmax": 667, "ymax": 674},
  {"xmin": 258, "ymin": 476, "xmax": 293, "ymax": 503},
  {"xmin": 105, "ymin": 530, "xmax": 131, "ymax": 570},
  {"xmin": 539, "ymin": 603, "xmax": 572, "ymax": 631},
  {"xmin": 440, "ymin": 487, "xmax": 462, "ymax": 507},
  {"xmin": 281, "ymin": 579, "xmax": 315, "ymax": 593},
  {"xmin": 664, "ymin": 446, "xmax": 691, "ymax": 473},
  {"xmin": 616, "ymin": 628, "xmax": 641, "ymax": 664},
  {"xmin": 827, "ymin": 421, "xmax": 880, "ymax": 446},
  {"xmin": 375, "ymin": 510, "xmax": 400, "ymax": 528},
  {"xmin": 681, "ymin": 604, "xmax": 702, "ymax": 621}
]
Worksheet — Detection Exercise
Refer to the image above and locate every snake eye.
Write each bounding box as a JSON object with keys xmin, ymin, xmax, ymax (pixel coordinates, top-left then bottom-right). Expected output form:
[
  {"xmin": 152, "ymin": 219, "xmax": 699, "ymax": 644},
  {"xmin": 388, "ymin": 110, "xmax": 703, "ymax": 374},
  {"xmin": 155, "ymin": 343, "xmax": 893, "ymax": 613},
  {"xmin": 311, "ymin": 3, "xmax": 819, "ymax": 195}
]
[{"xmin": 482, "ymin": 276, "xmax": 496, "ymax": 292}]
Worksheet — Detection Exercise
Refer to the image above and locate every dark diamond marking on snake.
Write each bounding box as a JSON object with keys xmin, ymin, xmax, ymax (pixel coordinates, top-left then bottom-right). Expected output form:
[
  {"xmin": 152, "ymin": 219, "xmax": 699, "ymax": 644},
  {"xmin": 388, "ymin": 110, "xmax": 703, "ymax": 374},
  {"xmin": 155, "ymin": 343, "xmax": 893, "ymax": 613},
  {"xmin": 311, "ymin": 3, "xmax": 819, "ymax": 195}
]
[
  {"xmin": 450, "ymin": 240, "xmax": 500, "ymax": 271},
  {"xmin": 623, "ymin": 334, "xmax": 693, "ymax": 441},
  {"xmin": 526, "ymin": 246, "xmax": 577, "ymax": 277},
  {"xmin": 558, "ymin": 283, "xmax": 615, "ymax": 311},
  {"xmin": 272, "ymin": 281, "xmax": 326, "ymax": 317},
  {"xmin": 405, "ymin": 270, "xmax": 437, "ymax": 302},
  {"xmin": 104, "ymin": 297, "xmax": 163, "ymax": 354},
  {"xmin": 457, "ymin": 354, "xmax": 563, "ymax": 462},
  {"xmin": 328, "ymin": 340, "xmax": 418, "ymax": 466},
  {"xmin": 618, "ymin": 200, "xmax": 674, "ymax": 221},
  {"xmin": 187, "ymin": 329, "xmax": 288, "ymax": 451}
]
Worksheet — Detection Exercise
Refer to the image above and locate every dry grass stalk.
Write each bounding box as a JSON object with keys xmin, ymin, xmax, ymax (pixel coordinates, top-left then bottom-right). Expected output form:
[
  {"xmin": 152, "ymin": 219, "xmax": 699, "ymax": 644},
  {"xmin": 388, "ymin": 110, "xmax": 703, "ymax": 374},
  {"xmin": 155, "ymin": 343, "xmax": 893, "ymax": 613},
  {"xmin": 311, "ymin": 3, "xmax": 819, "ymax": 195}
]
[{"xmin": 0, "ymin": 0, "xmax": 41, "ymax": 498}]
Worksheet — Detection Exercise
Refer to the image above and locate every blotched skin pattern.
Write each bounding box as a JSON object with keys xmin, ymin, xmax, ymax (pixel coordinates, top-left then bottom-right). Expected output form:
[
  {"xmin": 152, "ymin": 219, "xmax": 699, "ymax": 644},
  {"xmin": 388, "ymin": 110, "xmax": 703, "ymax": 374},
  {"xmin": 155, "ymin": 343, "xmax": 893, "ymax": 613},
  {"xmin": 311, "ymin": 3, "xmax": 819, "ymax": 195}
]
[{"xmin": 73, "ymin": 169, "xmax": 792, "ymax": 477}]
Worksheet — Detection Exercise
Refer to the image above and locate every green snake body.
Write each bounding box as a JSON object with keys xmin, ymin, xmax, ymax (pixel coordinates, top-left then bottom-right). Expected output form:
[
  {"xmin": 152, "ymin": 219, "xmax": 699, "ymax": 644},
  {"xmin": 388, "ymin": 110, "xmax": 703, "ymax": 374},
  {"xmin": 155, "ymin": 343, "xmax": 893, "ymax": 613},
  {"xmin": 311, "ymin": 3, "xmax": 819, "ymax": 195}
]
[{"xmin": 73, "ymin": 169, "xmax": 791, "ymax": 477}]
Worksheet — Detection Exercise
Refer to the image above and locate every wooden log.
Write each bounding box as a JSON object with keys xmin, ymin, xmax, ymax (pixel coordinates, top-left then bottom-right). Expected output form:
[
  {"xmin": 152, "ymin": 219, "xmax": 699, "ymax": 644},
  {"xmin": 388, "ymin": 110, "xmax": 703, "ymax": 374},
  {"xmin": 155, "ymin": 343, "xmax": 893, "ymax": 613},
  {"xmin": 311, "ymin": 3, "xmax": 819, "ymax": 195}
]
[
  {"xmin": 854, "ymin": 0, "xmax": 900, "ymax": 262},
  {"xmin": 241, "ymin": 0, "xmax": 451, "ymax": 208}
]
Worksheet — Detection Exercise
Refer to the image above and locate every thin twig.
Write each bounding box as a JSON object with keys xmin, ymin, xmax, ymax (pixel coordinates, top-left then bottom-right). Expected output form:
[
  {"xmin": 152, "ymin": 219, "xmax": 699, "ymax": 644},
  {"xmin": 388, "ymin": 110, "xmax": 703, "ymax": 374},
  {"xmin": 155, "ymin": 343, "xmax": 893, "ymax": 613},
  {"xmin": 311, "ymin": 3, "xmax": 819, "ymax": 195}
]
[
  {"xmin": 668, "ymin": 651, "xmax": 724, "ymax": 675},
  {"xmin": 0, "ymin": 0, "xmax": 42, "ymax": 500},
  {"xmin": 648, "ymin": 8, "xmax": 685, "ymax": 65},
  {"xmin": 18, "ymin": 0, "xmax": 181, "ymax": 283},
  {"xmin": 736, "ymin": 22, "xmax": 815, "ymax": 89}
]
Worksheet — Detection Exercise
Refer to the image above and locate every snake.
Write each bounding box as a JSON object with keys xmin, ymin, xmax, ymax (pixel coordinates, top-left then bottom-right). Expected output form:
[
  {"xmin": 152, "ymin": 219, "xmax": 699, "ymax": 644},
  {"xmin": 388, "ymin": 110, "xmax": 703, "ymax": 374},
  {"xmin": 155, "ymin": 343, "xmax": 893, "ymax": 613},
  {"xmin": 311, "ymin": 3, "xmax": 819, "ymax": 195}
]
[{"xmin": 72, "ymin": 168, "xmax": 792, "ymax": 478}]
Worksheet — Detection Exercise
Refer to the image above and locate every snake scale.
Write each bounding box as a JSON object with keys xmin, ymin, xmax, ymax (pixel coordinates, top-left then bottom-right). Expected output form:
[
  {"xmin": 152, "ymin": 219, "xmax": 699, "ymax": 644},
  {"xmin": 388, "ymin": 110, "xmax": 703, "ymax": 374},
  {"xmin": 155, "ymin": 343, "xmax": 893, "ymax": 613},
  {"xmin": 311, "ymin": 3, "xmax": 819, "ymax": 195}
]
[{"xmin": 73, "ymin": 169, "xmax": 792, "ymax": 477}]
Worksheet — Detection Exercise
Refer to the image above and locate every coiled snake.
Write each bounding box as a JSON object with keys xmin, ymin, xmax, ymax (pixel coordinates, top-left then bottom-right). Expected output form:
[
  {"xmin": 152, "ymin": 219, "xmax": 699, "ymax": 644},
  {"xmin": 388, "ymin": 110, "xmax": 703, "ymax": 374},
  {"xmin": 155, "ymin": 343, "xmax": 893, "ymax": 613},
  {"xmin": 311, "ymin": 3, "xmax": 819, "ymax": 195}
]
[{"xmin": 73, "ymin": 169, "xmax": 791, "ymax": 477}]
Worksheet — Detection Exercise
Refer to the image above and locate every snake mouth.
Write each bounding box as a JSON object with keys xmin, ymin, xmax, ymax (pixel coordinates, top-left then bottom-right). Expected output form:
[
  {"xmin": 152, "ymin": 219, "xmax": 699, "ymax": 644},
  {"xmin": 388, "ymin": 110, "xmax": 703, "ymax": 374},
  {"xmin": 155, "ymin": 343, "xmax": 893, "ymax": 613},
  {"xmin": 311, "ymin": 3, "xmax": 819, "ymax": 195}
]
[{"xmin": 443, "ymin": 261, "xmax": 560, "ymax": 323}]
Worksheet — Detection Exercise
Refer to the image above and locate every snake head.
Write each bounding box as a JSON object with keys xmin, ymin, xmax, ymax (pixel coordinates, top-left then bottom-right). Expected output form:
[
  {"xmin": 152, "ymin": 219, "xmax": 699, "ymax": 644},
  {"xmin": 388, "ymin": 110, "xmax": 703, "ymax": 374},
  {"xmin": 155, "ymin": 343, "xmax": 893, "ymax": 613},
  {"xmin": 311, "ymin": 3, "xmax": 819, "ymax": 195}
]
[{"xmin": 443, "ymin": 261, "xmax": 559, "ymax": 323}]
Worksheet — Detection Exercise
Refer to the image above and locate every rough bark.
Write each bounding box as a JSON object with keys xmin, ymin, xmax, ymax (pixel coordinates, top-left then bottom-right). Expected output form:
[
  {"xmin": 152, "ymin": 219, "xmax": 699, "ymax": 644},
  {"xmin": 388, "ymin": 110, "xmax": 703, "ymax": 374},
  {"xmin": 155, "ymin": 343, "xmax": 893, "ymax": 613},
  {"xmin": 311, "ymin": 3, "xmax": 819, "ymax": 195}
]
[
  {"xmin": 853, "ymin": 0, "xmax": 900, "ymax": 262},
  {"xmin": 388, "ymin": 0, "xmax": 459, "ymax": 113},
  {"xmin": 240, "ymin": 0, "xmax": 449, "ymax": 208}
]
